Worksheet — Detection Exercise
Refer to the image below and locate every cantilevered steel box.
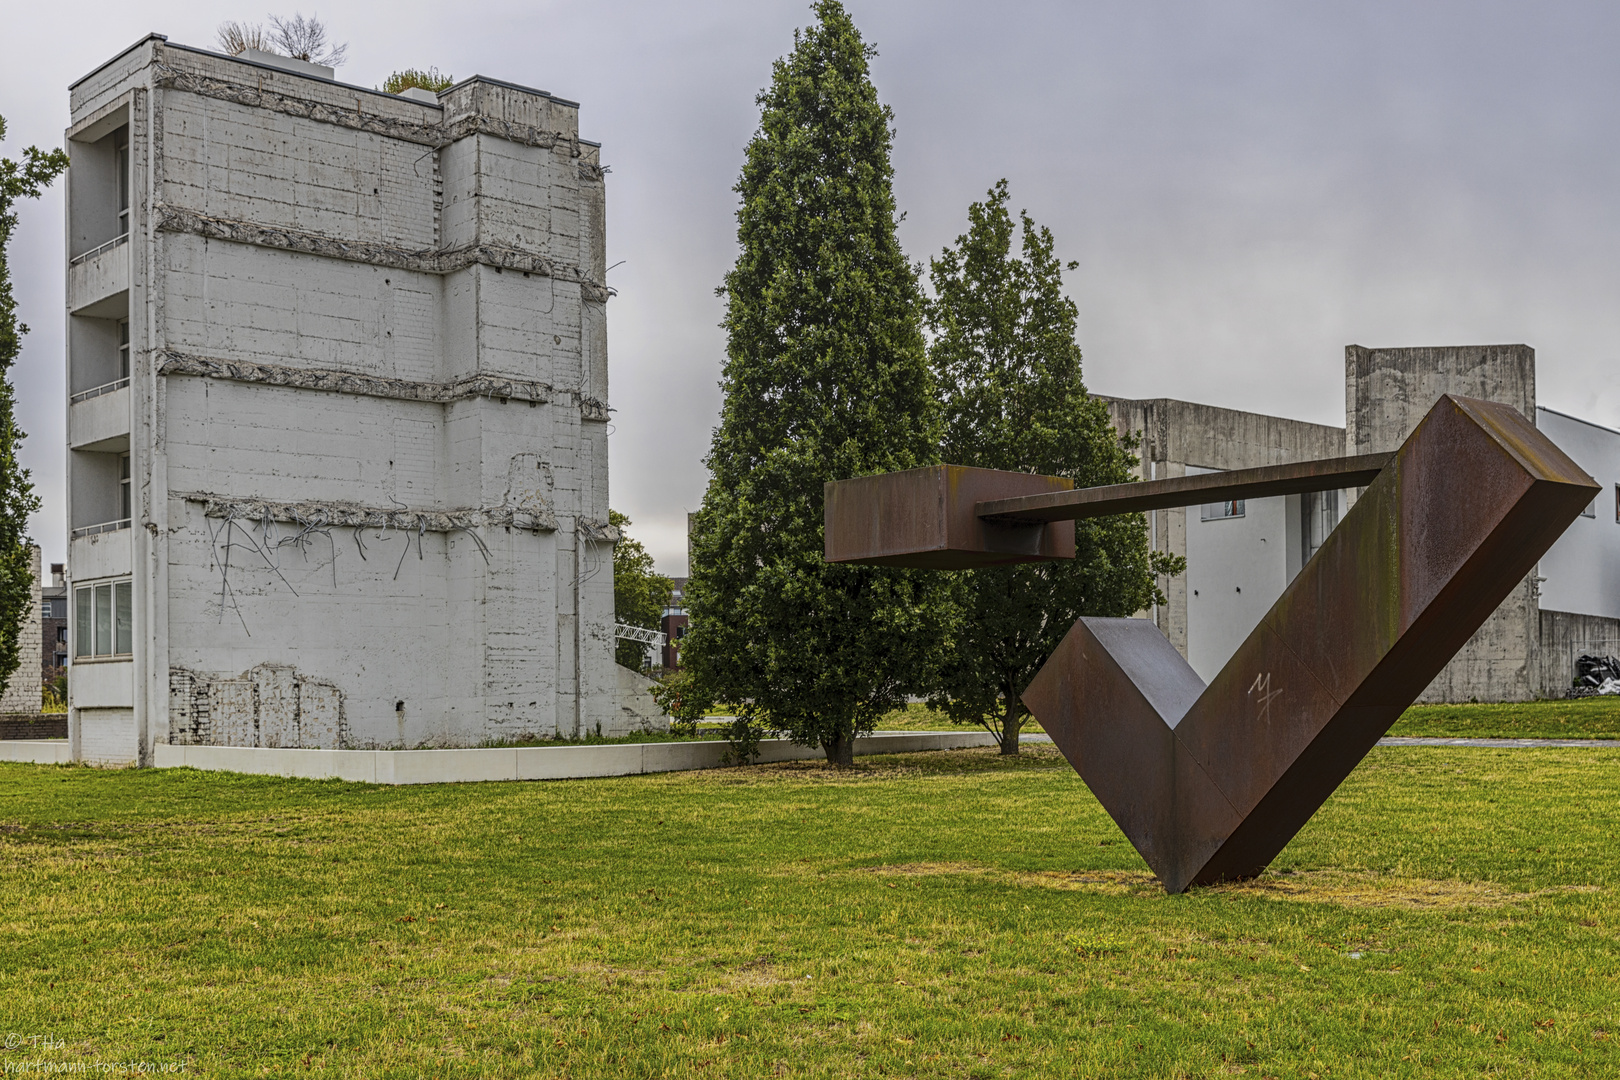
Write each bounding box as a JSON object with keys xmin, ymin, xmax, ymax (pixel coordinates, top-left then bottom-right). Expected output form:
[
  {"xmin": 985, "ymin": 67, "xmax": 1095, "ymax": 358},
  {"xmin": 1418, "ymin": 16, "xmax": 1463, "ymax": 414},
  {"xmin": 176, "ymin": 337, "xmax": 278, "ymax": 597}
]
[{"xmin": 823, "ymin": 465, "xmax": 1075, "ymax": 569}]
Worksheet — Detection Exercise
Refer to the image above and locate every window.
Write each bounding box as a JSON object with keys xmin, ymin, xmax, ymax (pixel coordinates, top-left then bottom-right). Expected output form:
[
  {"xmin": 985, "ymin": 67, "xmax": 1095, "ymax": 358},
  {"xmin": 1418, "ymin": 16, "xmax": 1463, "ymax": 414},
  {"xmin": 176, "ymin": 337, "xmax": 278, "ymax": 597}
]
[
  {"xmin": 1200, "ymin": 500, "xmax": 1245, "ymax": 521},
  {"xmin": 119, "ymin": 453, "xmax": 132, "ymax": 522},
  {"xmin": 118, "ymin": 320, "xmax": 130, "ymax": 381},
  {"xmin": 56, "ymin": 627, "xmax": 66, "ymax": 644},
  {"xmin": 73, "ymin": 580, "xmax": 133, "ymax": 658},
  {"xmin": 114, "ymin": 127, "xmax": 130, "ymax": 236},
  {"xmin": 1302, "ymin": 490, "xmax": 1341, "ymax": 563}
]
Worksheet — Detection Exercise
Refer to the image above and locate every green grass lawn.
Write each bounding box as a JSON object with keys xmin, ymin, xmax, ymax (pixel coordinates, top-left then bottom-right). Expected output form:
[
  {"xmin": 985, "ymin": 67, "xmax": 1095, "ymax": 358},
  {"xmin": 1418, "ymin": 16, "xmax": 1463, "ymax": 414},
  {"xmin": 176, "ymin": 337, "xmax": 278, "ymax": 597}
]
[
  {"xmin": 1388, "ymin": 697, "xmax": 1620, "ymax": 740},
  {"xmin": 878, "ymin": 697, "xmax": 1620, "ymax": 740},
  {"xmin": 2, "ymin": 744, "xmax": 1618, "ymax": 1077}
]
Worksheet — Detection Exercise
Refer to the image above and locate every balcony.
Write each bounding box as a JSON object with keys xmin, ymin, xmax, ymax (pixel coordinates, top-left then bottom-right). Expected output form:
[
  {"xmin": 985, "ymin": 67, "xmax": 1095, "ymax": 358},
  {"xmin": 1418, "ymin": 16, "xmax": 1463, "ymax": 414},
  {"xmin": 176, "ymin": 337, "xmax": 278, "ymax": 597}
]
[
  {"xmin": 69, "ymin": 381, "xmax": 131, "ymax": 451},
  {"xmin": 67, "ymin": 234, "xmax": 128, "ymax": 315}
]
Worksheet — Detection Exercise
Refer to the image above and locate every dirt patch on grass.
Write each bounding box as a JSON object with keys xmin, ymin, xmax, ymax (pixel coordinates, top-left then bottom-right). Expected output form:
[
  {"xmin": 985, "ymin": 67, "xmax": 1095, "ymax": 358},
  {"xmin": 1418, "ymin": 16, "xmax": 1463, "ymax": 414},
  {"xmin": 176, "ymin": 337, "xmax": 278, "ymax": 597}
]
[
  {"xmin": 1211, "ymin": 871, "xmax": 1601, "ymax": 910},
  {"xmin": 864, "ymin": 862, "xmax": 1161, "ymax": 896},
  {"xmin": 860, "ymin": 863, "xmax": 1600, "ymax": 910}
]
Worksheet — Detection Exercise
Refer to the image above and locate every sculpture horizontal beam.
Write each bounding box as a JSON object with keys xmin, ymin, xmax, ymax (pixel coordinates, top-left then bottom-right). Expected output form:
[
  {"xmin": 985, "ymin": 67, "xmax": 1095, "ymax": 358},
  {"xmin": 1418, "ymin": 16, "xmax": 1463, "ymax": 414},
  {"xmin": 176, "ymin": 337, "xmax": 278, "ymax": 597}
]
[
  {"xmin": 975, "ymin": 452, "xmax": 1393, "ymax": 523},
  {"xmin": 824, "ymin": 454, "xmax": 1390, "ymax": 569}
]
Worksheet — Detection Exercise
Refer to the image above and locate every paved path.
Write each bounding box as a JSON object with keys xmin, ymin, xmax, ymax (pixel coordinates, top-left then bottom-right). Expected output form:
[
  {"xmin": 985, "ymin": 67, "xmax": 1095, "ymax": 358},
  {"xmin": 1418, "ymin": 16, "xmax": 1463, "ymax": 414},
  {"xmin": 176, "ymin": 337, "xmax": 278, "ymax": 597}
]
[{"xmin": 1017, "ymin": 733, "xmax": 1616, "ymax": 749}]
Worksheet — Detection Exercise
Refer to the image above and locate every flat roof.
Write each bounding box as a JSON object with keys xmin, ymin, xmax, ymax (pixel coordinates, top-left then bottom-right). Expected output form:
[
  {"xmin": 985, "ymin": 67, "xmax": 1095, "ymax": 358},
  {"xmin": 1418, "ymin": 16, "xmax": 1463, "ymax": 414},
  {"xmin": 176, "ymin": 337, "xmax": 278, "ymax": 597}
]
[
  {"xmin": 1538, "ymin": 404, "xmax": 1620, "ymax": 440},
  {"xmin": 73, "ymin": 34, "xmax": 591, "ymax": 122}
]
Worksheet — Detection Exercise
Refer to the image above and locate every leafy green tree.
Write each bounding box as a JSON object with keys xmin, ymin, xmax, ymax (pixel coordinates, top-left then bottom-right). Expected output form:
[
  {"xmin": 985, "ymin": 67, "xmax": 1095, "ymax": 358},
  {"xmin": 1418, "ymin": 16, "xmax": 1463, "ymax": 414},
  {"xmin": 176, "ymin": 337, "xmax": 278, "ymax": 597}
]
[
  {"xmin": 0, "ymin": 116, "xmax": 66, "ymax": 703},
  {"xmin": 610, "ymin": 510, "xmax": 672, "ymax": 670},
  {"xmin": 924, "ymin": 180, "xmax": 1183, "ymax": 754},
  {"xmin": 682, "ymin": 0, "xmax": 943, "ymax": 767}
]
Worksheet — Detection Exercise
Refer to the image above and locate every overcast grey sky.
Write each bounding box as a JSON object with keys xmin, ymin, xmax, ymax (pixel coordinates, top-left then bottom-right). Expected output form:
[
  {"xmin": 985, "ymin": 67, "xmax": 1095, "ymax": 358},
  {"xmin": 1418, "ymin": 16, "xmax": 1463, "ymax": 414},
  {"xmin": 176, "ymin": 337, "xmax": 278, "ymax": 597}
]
[{"xmin": 5, "ymin": 1, "xmax": 1619, "ymax": 573}]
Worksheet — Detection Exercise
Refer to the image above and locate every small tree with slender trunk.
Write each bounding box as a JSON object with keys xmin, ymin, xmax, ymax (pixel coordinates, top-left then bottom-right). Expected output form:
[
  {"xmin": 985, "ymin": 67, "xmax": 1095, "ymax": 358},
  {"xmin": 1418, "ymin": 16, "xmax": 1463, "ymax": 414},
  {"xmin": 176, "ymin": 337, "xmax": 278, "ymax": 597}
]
[
  {"xmin": 924, "ymin": 180, "xmax": 1183, "ymax": 754},
  {"xmin": 682, "ymin": 0, "xmax": 944, "ymax": 767},
  {"xmin": 0, "ymin": 117, "xmax": 67, "ymax": 702}
]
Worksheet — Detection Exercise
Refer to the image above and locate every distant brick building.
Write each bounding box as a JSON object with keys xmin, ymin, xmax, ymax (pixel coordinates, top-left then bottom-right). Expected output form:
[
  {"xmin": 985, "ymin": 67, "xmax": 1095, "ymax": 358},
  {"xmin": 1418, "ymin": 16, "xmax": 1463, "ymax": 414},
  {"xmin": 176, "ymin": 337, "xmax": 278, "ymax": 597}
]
[
  {"xmin": 42, "ymin": 563, "xmax": 67, "ymax": 682},
  {"xmin": 660, "ymin": 577, "xmax": 687, "ymax": 670}
]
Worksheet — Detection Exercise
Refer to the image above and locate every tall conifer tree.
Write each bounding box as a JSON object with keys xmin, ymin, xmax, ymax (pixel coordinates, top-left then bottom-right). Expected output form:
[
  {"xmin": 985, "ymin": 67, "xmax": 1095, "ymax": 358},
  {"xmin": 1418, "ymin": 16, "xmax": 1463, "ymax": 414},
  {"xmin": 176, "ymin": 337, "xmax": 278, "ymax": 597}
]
[
  {"xmin": 683, "ymin": 1, "xmax": 941, "ymax": 766},
  {"xmin": 925, "ymin": 181, "xmax": 1182, "ymax": 754},
  {"xmin": 0, "ymin": 117, "xmax": 67, "ymax": 702}
]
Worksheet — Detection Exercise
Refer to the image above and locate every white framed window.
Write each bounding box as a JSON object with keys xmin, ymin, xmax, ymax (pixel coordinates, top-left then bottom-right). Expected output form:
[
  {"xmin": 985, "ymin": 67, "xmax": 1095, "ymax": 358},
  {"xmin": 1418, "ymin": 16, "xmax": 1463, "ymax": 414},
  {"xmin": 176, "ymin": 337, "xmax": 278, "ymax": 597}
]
[
  {"xmin": 1200, "ymin": 500, "xmax": 1245, "ymax": 521},
  {"xmin": 118, "ymin": 319, "xmax": 130, "ymax": 381},
  {"xmin": 74, "ymin": 579, "xmax": 133, "ymax": 659},
  {"xmin": 1302, "ymin": 490, "xmax": 1341, "ymax": 562}
]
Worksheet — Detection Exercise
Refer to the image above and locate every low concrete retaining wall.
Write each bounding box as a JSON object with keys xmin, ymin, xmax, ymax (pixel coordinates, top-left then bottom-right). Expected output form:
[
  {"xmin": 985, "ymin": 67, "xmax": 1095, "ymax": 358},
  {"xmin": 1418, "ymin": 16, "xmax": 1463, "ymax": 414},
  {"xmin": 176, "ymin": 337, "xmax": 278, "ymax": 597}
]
[
  {"xmin": 151, "ymin": 730, "xmax": 999, "ymax": 784},
  {"xmin": 0, "ymin": 740, "xmax": 73, "ymax": 765},
  {"xmin": 0, "ymin": 714, "xmax": 68, "ymax": 740}
]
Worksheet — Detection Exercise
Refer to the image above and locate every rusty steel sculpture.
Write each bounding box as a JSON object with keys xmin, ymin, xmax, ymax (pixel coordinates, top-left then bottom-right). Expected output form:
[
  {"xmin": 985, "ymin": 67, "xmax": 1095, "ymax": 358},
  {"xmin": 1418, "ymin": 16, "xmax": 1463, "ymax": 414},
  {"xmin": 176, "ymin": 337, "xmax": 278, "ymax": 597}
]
[{"xmin": 825, "ymin": 395, "xmax": 1599, "ymax": 893}]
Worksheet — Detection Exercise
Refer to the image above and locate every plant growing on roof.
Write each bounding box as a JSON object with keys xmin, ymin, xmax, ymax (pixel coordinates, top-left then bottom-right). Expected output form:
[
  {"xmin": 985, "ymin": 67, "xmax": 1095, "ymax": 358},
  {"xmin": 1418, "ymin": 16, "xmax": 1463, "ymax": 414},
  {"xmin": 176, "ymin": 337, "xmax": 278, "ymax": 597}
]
[
  {"xmin": 680, "ymin": 0, "xmax": 946, "ymax": 767},
  {"xmin": 0, "ymin": 116, "xmax": 66, "ymax": 704},
  {"xmin": 922, "ymin": 180, "xmax": 1184, "ymax": 754},
  {"xmin": 381, "ymin": 69, "xmax": 456, "ymax": 95}
]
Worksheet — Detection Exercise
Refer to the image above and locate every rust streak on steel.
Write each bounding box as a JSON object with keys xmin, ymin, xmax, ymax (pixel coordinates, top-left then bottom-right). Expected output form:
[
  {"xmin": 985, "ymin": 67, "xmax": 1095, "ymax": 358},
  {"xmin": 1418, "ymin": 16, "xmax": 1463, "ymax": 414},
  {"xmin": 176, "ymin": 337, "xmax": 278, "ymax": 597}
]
[{"xmin": 975, "ymin": 452, "xmax": 1394, "ymax": 524}]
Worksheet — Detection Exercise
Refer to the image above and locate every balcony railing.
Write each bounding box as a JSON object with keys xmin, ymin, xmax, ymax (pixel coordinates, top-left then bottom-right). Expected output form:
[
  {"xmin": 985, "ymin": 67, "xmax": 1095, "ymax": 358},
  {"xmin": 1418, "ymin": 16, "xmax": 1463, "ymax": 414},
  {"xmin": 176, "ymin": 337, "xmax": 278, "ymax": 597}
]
[
  {"xmin": 68, "ymin": 232, "xmax": 128, "ymax": 268},
  {"xmin": 70, "ymin": 518, "xmax": 131, "ymax": 540},
  {"xmin": 70, "ymin": 377, "xmax": 130, "ymax": 404}
]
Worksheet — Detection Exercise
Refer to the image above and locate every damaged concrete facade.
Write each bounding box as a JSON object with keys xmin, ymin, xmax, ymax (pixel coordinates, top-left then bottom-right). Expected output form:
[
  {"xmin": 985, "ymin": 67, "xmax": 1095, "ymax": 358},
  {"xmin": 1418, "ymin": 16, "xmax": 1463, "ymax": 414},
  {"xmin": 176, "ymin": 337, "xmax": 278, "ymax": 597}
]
[
  {"xmin": 65, "ymin": 35, "xmax": 642, "ymax": 766},
  {"xmin": 1106, "ymin": 343, "xmax": 1619, "ymax": 702}
]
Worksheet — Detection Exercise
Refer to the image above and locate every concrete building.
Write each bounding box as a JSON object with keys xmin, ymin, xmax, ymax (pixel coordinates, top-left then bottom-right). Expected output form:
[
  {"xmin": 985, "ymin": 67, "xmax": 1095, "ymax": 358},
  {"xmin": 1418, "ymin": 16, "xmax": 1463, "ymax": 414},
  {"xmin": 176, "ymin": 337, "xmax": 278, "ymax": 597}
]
[
  {"xmin": 64, "ymin": 35, "xmax": 656, "ymax": 766},
  {"xmin": 0, "ymin": 546, "xmax": 42, "ymax": 714},
  {"xmin": 1108, "ymin": 343, "xmax": 1620, "ymax": 701}
]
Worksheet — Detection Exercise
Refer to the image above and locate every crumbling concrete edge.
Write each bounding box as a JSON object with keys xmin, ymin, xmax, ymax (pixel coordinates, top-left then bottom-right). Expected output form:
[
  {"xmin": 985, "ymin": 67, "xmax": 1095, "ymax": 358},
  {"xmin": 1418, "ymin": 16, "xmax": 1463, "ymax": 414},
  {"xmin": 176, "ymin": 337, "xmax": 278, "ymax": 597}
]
[
  {"xmin": 157, "ymin": 350, "xmax": 554, "ymax": 405},
  {"xmin": 173, "ymin": 491, "xmax": 562, "ymax": 533},
  {"xmin": 153, "ymin": 204, "xmax": 613, "ymax": 302},
  {"xmin": 148, "ymin": 730, "xmax": 999, "ymax": 783},
  {"xmin": 150, "ymin": 63, "xmax": 587, "ymax": 159}
]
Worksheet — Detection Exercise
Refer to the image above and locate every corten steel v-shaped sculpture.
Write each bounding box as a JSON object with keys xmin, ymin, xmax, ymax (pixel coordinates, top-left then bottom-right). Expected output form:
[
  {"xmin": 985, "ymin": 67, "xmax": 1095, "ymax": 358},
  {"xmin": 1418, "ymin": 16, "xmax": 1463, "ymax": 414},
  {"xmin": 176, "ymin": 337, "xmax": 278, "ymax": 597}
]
[{"xmin": 824, "ymin": 395, "xmax": 1599, "ymax": 893}]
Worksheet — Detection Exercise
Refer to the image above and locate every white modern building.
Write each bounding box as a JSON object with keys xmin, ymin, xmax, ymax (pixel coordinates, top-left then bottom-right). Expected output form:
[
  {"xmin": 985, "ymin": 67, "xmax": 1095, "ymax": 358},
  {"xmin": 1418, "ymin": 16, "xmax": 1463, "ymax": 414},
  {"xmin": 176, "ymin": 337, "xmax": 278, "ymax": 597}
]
[
  {"xmin": 1106, "ymin": 344, "xmax": 1620, "ymax": 700},
  {"xmin": 64, "ymin": 35, "xmax": 657, "ymax": 766}
]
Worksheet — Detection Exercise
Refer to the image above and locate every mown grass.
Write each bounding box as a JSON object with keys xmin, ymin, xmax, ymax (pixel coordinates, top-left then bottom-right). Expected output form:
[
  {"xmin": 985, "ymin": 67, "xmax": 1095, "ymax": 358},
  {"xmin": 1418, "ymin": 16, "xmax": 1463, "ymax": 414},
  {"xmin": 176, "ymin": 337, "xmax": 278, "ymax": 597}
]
[
  {"xmin": 1388, "ymin": 697, "xmax": 1620, "ymax": 740},
  {"xmin": 1, "ymin": 744, "xmax": 1618, "ymax": 1077},
  {"xmin": 881, "ymin": 697, "xmax": 1620, "ymax": 740}
]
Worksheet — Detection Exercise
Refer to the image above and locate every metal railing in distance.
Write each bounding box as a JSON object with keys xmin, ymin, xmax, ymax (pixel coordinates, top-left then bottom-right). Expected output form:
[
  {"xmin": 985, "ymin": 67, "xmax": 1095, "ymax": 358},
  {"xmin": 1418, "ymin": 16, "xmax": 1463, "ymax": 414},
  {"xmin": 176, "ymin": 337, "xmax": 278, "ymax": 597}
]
[
  {"xmin": 614, "ymin": 622, "xmax": 666, "ymax": 648},
  {"xmin": 68, "ymin": 233, "xmax": 128, "ymax": 267},
  {"xmin": 70, "ymin": 518, "xmax": 131, "ymax": 540},
  {"xmin": 70, "ymin": 377, "xmax": 130, "ymax": 404}
]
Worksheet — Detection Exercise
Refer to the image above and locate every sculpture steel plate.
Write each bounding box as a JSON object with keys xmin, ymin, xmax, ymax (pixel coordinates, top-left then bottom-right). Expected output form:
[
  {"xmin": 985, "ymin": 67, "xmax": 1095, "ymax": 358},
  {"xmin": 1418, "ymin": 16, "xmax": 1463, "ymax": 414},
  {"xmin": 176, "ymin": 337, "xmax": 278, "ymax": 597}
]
[{"xmin": 825, "ymin": 395, "xmax": 1599, "ymax": 892}]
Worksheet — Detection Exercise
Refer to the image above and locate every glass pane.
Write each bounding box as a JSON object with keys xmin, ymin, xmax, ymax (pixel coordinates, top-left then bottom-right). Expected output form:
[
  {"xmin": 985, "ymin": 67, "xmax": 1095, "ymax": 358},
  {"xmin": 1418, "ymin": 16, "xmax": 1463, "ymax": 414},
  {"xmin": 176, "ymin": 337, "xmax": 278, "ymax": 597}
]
[
  {"xmin": 94, "ymin": 584, "xmax": 112, "ymax": 657},
  {"xmin": 75, "ymin": 587, "xmax": 92, "ymax": 659},
  {"xmin": 120, "ymin": 455, "xmax": 132, "ymax": 520},
  {"xmin": 114, "ymin": 581, "xmax": 133, "ymax": 655}
]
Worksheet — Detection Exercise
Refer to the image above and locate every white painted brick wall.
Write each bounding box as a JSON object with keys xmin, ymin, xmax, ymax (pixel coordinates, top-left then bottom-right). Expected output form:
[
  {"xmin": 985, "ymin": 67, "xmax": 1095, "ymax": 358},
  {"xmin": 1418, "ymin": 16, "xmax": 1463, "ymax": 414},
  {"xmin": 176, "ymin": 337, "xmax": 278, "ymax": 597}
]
[{"xmin": 0, "ymin": 547, "xmax": 41, "ymax": 713}]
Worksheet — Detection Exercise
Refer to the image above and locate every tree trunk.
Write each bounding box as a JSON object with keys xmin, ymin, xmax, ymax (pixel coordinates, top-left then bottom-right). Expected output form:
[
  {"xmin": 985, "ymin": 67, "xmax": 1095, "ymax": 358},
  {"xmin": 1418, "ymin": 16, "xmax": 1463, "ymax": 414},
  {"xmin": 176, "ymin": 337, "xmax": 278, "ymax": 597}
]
[
  {"xmin": 998, "ymin": 693, "xmax": 1021, "ymax": 756},
  {"xmin": 824, "ymin": 729, "xmax": 856, "ymax": 767}
]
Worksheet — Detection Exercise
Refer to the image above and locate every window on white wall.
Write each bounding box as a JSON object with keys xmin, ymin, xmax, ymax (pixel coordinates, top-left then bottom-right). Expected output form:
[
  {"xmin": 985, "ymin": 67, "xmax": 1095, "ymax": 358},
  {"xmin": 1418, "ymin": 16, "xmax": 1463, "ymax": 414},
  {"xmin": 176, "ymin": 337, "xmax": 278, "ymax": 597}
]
[
  {"xmin": 73, "ymin": 580, "xmax": 133, "ymax": 659},
  {"xmin": 1302, "ymin": 490, "xmax": 1341, "ymax": 563},
  {"xmin": 1200, "ymin": 500, "xmax": 1245, "ymax": 521},
  {"xmin": 119, "ymin": 453, "xmax": 131, "ymax": 522}
]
